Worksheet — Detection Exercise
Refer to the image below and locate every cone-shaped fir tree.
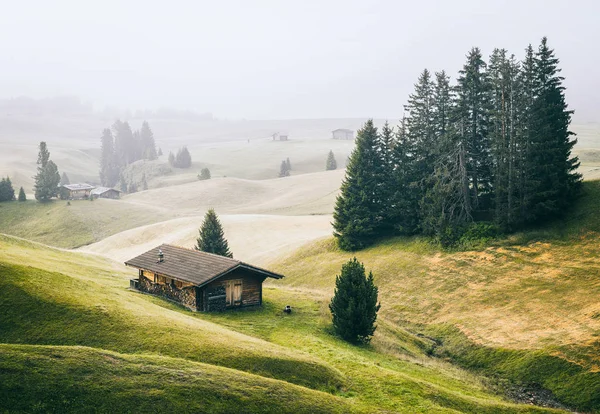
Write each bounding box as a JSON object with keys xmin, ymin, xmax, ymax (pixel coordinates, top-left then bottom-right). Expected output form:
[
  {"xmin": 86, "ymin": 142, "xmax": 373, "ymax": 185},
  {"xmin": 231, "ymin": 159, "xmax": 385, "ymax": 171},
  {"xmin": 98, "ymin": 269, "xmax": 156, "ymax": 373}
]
[
  {"xmin": 326, "ymin": 150, "xmax": 337, "ymax": 170},
  {"xmin": 18, "ymin": 187, "xmax": 26, "ymax": 202},
  {"xmin": 195, "ymin": 208, "xmax": 233, "ymax": 258},
  {"xmin": 333, "ymin": 119, "xmax": 384, "ymax": 250},
  {"xmin": 329, "ymin": 258, "xmax": 380, "ymax": 344}
]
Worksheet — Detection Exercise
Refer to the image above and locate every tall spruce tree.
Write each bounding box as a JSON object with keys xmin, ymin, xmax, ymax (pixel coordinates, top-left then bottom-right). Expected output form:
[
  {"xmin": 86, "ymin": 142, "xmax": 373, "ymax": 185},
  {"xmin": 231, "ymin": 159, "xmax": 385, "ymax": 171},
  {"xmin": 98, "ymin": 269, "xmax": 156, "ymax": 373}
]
[
  {"xmin": 326, "ymin": 150, "xmax": 337, "ymax": 170},
  {"xmin": 333, "ymin": 120, "xmax": 384, "ymax": 250},
  {"xmin": 18, "ymin": 186, "xmax": 26, "ymax": 202},
  {"xmin": 524, "ymin": 37, "xmax": 581, "ymax": 223},
  {"xmin": 195, "ymin": 209, "xmax": 233, "ymax": 257},
  {"xmin": 140, "ymin": 121, "xmax": 157, "ymax": 160},
  {"xmin": 376, "ymin": 121, "xmax": 396, "ymax": 234},
  {"xmin": 99, "ymin": 128, "xmax": 119, "ymax": 187},
  {"xmin": 390, "ymin": 116, "xmax": 421, "ymax": 234},
  {"xmin": 454, "ymin": 47, "xmax": 493, "ymax": 218},
  {"xmin": 329, "ymin": 258, "xmax": 380, "ymax": 344},
  {"xmin": 33, "ymin": 142, "xmax": 60, "ymax": 202},
  {"xmin": 278, "ymin": 160, "xmax": 290, "ymax": 177},
  {"xmin": 60, "ymin": 172, "xmax": 70, "ymax": 185}
]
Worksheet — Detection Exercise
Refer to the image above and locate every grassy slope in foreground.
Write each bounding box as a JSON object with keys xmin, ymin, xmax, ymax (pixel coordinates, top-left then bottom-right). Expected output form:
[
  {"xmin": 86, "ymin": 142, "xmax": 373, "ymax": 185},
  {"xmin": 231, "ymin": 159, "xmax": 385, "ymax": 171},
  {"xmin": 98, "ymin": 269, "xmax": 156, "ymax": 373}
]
[
  {"xmin": 0, "ymin": 235, "xmax": 556, "ymax": 413},
  {"xmin": 271, "ymin": 180, "xmax": 600, "ymax": 412}
]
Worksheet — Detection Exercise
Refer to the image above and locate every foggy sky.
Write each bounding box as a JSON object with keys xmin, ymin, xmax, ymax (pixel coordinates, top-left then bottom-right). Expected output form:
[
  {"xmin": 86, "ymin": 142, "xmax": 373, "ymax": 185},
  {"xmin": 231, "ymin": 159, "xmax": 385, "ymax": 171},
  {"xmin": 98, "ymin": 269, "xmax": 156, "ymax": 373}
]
[{"xmin": 1, "ymin": 0, "xmax": 599, "ymax": 120}]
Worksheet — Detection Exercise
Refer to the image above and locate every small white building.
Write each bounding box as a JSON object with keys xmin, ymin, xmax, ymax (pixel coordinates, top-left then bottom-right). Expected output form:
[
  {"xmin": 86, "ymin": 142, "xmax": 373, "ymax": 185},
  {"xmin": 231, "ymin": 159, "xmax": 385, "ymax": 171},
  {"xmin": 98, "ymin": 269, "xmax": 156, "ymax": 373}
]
[
  {"xmin": 332, "ymin": 129, "xmax": 354, "ymax": 140},
  {"xmin": 272, "ymin": 132, "xmax": 289, "ymax": 141}
]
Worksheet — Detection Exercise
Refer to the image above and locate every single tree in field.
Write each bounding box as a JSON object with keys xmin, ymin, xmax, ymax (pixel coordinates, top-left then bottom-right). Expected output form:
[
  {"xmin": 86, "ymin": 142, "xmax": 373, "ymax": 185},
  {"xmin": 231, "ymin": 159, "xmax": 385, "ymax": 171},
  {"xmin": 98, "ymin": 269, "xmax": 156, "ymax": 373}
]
[
  {"xmin": 278, "ymin": 160, "xmax": 290, "ymax": 177},
  {"xmin": 198, "ymin": 168, "xmax": 211, "ymax": 180},
  {"xmin": 0, "ymin": 177, "xmax": 15, "ymax": 202},
  {"xmin": 60, "ymin": 172, "xmax": 70, "ymax": 185},
  {"xmin": 329, "ymin": 258, "xmax": 380, "ymax": 344},
  {"xmin": 18, "ymin": 186, "xmax": 26, "ymax": 202},
  {"xmin": 326, "ymin": 150, "xmax": 337, "ymax": 170},
  {"xmin": 33, "ymin": 142, "xmax": 61, "ymax": 202},
  {"xmin": 195, "ymin": 208, "xmax": 233, "ymax": 257},
  {"xmin": 333, "ymin": 120, "xmax": 384, "ymax": 250},
  {"xmin": 286, "ymin": 157, "xmax": 292, "ymax": 171}
]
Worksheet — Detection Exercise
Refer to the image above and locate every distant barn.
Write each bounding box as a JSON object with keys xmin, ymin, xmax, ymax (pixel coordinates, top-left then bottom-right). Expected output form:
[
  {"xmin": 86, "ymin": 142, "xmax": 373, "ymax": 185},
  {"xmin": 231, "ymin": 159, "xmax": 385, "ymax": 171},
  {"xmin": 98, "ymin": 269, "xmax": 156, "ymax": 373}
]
[
  {"xmin": 126, "ymin": 244, "xmax": 284, "ymax": 312},
  {"xmin": 272, "ymin": 132, "xmax": 289, "ymax": 141},
  {"xmin": 91, "ymin": 187, "xmax": 121, "ymax": 199},
  {"xmin": 332, "ymin": 129, "xmax": 354, "ymax": 140},
  {"xmin": 60, "ymin": 183, "xmax": 95, "ymax": 200}
]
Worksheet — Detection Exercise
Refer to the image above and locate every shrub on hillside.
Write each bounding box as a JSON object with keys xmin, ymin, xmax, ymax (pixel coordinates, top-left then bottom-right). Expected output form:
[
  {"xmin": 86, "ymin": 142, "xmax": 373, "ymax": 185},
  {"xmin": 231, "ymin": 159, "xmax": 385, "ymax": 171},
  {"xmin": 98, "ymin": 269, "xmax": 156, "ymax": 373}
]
[
  {"xmin": 198, "ymin": 168, "xmax": 211, "ymax": 180},
  {"xmin": 329, "ymin": 258, "xmax": 380, "ymax": 344}
]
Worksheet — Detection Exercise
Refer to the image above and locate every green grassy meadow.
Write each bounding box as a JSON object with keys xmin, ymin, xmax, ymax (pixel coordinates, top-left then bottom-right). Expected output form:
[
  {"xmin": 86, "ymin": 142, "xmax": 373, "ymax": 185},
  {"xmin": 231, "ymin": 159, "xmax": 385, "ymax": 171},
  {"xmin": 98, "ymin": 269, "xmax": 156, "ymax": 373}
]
[
  {"xmin": 0, "ymin": 234, "xmax": 560, "ymax": 413},
  {"xmin": 271, "ymin": 181, "xmax": 600, "ymax": 412}
]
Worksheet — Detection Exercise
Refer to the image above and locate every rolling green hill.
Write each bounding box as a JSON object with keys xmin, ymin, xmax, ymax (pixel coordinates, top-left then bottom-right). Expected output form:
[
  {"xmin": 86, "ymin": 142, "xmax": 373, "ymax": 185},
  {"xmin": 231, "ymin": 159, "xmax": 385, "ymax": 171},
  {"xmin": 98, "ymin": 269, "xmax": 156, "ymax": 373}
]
[
  {"xmin": 0, "ymin": 235, "xmax": 558, "ymax": 413},
  {"xmin": 272, "ymin": 180, "xmax": 600, "ymax": 412}
]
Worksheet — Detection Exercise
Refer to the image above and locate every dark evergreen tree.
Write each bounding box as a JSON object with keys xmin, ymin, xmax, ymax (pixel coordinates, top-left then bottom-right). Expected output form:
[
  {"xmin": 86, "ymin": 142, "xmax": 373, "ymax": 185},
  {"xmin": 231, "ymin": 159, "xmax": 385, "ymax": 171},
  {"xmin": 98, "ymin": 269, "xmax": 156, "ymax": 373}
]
[
  {"xmin": 157, "ymin": 147, "xmax": 163, "ymax": 156},
  {"xmin": 18, "ymin": 186, "xmax": 26, "ymax": 202},
  {"xmin": 329, "ymin": 258, "xmax": 380, "ymax": 344},
  {"xmin": 376, "ymin": 121, "xmax": 396, "ymax": 234},
  {"xmin": 524, "ymin": 37, "xmax": 581, "ymax": 223},
  {"xmin": 60, "ymin": 172, "xmax": 70, "ymax": 186},
  {"xmin": 286, "ymin": 157, "xmax": 292, "ymax": 171},
  {"xmin": 168, "ymin": 151, "xmax": 175, "ymax": 166},
  {"xmin": 333, "ymin": 120, "xmax": 384, "ymax": 250},
  {"xmin": 195, "ymin": 208, "xmax": 233, "ymax": 257},
  {"xmin": 34, "ymin": 142, "xmax": 60, "ymax": 202},
  {"xmin": 173, "ymin": 146, "xmax": 192, "ymax": 168},
  {"xmin": 113, "ymin": 120, "xmax": 137, "ymax": 165},
  {"xmin": 278, "ymin": 160, "xmax": 290, "ymax": 177},
  {"xmin": 454, "ymin": 47, "xmax": 493, "ymax": 218},
  {"xmin": 390, "ymin": 116, "xmax": 421, "ymax": 234},
  {"xmin": 0, "ymin": 177, "xmax": 15, "ymax": 202},
  {"xmin": 326, "ymin": 150, "xmax": 337, "ymax": 170},
  {"xmin": 198, "ymin": 168, "xmax": 211, "ymax": 180}
]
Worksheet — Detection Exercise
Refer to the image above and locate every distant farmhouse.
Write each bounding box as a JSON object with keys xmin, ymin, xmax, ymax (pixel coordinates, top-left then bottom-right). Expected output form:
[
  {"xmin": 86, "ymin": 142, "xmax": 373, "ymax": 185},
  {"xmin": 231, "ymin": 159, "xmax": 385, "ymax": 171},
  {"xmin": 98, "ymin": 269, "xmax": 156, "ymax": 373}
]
[
  {"xmin": 60, "ymin": 184, "xmax": 120, "ymax": 200},
  {"xmin": 91, "ymin": 187, "xmax": 121, "ymax": 199},
  {"xmin": 60, "ymin": 183, "xmax": 95, "ymax": 200},
  {"xmin": 126, "ymin": 244, "xmax": 284, "ymax": 312},
  {"xmin": 272, "ymin": 132, "xmax": 289, "ymax": 141},
  {"xmin": 332, "ymin": 129, "xmax": 354, "ymax": 140}
]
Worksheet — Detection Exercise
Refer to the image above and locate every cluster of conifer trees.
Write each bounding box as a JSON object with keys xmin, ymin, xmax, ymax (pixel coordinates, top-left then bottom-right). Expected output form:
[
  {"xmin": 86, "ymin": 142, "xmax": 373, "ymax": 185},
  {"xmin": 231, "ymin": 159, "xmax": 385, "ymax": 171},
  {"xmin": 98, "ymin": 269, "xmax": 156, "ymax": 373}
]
[
  {"xmin": 99, "ymin": 120, "xmax": 157, "ymax": 188},
  {"xmin": 334, "ymin": 38, "xmax": 581, "ymax": 250}
]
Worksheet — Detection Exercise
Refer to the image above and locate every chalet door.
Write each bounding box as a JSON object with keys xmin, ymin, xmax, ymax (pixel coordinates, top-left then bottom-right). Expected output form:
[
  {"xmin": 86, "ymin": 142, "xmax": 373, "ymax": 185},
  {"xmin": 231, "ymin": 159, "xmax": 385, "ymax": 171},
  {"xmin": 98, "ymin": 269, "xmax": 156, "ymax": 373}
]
[{"xmin": 226, "ymin": 280, "xmax": 243, "ymax": 307}]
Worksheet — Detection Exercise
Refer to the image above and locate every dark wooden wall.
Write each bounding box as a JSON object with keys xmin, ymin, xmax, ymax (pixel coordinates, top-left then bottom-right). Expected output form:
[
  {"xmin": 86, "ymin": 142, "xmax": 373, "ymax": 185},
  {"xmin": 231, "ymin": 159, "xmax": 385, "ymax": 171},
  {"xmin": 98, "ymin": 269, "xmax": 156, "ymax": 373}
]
[{"xmin": 202, "ymin": 268, "xmax": 266, "ymax": 309}]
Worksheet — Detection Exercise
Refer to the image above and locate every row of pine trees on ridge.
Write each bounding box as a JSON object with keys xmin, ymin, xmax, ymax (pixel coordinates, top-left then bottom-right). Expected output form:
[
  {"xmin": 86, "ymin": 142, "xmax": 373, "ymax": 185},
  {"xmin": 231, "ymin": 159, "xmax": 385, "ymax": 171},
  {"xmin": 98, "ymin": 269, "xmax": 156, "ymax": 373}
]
[{"xmin": 334, "ymin": 37, "xmax": 581, "ymax": 250}]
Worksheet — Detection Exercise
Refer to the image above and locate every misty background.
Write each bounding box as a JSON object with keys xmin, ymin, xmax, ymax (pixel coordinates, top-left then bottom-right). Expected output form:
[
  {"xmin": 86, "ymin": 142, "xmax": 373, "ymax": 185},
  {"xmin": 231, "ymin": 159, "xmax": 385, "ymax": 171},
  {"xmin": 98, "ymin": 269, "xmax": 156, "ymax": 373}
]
[{"xmin": 1, "ymin": 0, "xmax": 599, "ymax": 121}]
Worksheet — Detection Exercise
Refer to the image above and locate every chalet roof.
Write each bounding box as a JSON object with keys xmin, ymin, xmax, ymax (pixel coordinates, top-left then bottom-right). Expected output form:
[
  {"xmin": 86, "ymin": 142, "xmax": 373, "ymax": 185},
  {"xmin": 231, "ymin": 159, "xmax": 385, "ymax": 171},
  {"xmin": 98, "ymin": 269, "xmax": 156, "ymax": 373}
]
[
  {"xmin": 332, "ymin": 128, "xmax": 354, "ymax": 133},
  {"xmin": 124, "ymin": 244, "xmax": 284, "ymax": 286},
  {"xmin": 62, "ymin": 183, "xmax": 95, "ymax": 191},
  {"xmin": 91, "ymin": 186, "xmax": 120, "ymax": 195}
]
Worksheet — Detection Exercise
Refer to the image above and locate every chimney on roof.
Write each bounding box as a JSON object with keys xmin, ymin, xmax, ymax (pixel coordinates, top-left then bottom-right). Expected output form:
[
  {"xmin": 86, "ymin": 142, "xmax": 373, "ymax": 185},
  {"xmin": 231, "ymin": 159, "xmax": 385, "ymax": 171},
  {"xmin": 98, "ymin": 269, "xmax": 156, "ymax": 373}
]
[{"xmin": 158, "ymin": 249, "xmax": 164, "ymax": 263}]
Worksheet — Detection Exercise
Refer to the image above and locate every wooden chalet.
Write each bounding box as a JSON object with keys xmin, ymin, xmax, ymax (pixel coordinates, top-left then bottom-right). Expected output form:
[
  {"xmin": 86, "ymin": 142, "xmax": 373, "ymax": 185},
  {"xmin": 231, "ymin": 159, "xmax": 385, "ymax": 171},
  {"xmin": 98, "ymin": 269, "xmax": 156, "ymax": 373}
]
[
  {"xmin": 60, "ymin": 183, "xmax": 95, "ymax": 200},
  {"xmin": 125, "ymin": 244, "xmax": 284, "ymax": 311},
  {"xmin": 91, "ymin": 186, "xmax": 121, "ymax": 199}
]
